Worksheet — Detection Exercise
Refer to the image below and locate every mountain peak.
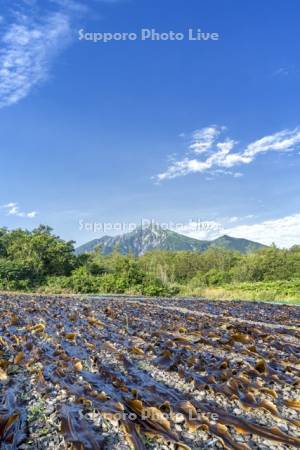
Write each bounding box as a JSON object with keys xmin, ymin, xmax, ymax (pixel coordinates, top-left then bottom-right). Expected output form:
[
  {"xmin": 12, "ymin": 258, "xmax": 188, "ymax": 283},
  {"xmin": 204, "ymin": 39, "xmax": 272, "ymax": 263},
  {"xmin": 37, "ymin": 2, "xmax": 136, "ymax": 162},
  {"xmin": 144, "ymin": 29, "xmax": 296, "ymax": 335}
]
[{"xmin": 76, "ymin": 226, "xmax": 265, "ymax": 256}]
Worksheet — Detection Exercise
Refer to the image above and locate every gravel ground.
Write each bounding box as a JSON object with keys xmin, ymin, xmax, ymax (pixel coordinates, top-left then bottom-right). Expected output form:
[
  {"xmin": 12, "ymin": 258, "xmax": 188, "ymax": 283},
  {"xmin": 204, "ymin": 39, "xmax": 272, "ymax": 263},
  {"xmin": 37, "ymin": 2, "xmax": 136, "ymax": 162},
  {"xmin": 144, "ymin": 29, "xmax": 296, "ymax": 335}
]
[{"xmin": 0, "ymin": 293, "xmax": 299, "ymax": 450}]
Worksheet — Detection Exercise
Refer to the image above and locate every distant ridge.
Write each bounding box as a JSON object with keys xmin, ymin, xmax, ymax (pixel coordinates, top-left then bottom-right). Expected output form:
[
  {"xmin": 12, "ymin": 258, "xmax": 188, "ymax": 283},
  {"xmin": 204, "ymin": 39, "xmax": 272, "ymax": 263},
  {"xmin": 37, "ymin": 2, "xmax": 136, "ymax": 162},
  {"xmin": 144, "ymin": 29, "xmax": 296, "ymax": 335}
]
[{"xmin": 76, "ymin": 225, "xmax": 265, "ymax": 256}]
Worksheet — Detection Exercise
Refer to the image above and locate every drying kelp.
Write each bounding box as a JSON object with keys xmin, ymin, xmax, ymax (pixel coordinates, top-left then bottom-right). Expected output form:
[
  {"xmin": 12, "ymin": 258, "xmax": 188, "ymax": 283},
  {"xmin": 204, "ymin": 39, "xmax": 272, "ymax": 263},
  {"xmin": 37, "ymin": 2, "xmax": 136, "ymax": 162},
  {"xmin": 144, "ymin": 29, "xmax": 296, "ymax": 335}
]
[{"xmin": 0, "ymin": 293, "xmax": 299, "ymax": 449}]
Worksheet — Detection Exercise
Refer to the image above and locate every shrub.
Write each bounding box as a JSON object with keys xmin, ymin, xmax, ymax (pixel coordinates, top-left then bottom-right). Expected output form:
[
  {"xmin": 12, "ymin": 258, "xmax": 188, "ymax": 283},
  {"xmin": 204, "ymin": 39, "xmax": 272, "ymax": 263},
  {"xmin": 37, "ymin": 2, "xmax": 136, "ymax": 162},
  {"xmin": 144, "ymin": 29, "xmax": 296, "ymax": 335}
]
[
  {"xmin": 0, "ymin": 259, "xmax": 38, "ymax": 290},
  {"xmin": 99, "ymin": 274, "xmax": 128, "ymax": 294},
  {"xmin": 204, "ymin": 269, "xmax": 232, "ymax": 286},
  {"xmin": 46, "ymin": 268, "xmax": 101, "ymax": 294}
]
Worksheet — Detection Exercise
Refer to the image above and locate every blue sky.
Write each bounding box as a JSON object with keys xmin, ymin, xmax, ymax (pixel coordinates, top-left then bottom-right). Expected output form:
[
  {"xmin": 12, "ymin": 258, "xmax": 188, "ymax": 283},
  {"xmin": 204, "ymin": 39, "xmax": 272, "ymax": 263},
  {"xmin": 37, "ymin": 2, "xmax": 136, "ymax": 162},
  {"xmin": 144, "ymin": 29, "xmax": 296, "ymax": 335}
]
[{"xmin": 1, "ymin": 0, "xmax": 300, "ymax": 247}]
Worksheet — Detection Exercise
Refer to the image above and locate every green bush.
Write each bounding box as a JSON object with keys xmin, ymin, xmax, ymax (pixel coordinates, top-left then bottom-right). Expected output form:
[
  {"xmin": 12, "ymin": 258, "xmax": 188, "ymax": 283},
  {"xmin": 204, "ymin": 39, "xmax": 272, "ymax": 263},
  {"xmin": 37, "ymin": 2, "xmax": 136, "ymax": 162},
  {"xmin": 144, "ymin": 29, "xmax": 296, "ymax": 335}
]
[
  {"xmin": 204, "ymin": 269, "xmax": 232, "ymax": 286},
  {"xmin": 46, "ymin": 268, "xmax": 101, "ymax": 294},
  {"xmin": 0, "ymin": 259, "xmax": 39, "ymax": 290},
  {"xmin": 141, "ymin": 277, "xmax": 179, "ymax": 297},
  {"xmin": 99, "ymin": 273, "xmax": 128, "ymax": 293}
]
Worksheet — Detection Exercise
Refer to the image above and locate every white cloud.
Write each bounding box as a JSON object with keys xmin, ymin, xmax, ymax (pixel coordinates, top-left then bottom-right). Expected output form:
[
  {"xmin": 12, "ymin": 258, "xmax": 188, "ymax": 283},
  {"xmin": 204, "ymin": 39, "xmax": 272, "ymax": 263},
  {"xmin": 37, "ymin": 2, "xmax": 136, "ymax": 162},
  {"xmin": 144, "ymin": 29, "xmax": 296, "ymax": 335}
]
[
  {"xmin": 226, "ymin": 213, "xmax": 300, "ymax": 248},
  {"xmin": 2, "ymin": 202, "xmax": 38, "ymax": 218},
  {"xmin": 156, "ymin": 126, "xmax": 300, "ymax": 181},
  {"xmin": 176, "ymin": 213, "xmax": 300, "ymax": 248}
]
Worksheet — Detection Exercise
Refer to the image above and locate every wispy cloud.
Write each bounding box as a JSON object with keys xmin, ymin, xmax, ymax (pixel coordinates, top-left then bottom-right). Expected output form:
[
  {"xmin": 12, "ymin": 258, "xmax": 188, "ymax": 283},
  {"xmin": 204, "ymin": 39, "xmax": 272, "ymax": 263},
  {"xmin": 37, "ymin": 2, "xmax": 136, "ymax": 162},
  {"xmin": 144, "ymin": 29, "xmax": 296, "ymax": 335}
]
[
  {"xmin": 273, "ymin": 65, "xmax": 298, "ymax": 77},
  {"xmin": 0, "ymin": 2, "xmax": 73, "ymax": 109},
  {"xmin": 0, "ymin": 0, "xmax": 124, "ymax": 109},
  {"xmin": 156, "ymin": 126, "xmax": 300, "ymax": 181},
  {"xmin": 189, "ymin": 126, "xmax": 225, "ymax": 154},
  {"xmin": 274, "ymin": 67, "xmax": 290, "ymax": 77},
  {"xmin": 228, "ymin": 214, "xmax": 255, "ymax": 223},
  {"xmin": 2, "ymin": 202, "xmax": 38, "ymax": 218},
  {"xmin": 50, "ymin": 0, "xmax": 89, "ymax": 13}
]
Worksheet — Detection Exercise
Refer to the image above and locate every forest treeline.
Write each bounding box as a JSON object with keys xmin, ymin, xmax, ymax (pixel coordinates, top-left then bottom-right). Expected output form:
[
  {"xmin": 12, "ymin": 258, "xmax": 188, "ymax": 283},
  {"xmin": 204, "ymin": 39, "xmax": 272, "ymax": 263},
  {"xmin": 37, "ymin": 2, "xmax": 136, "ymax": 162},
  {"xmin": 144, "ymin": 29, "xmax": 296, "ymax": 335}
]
[{"xmin": 0, "ymin": 226, "xmax": 300, "ymax": 301}]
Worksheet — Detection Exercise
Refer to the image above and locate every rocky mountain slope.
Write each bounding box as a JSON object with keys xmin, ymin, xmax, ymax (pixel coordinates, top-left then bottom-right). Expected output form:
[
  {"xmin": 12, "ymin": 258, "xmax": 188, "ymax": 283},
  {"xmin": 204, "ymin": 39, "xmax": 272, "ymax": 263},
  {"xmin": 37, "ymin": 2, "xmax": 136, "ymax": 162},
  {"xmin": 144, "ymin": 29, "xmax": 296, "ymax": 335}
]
[{"xmin": 76, "ymin": 225, "xmax": 265, "ymax": 256}]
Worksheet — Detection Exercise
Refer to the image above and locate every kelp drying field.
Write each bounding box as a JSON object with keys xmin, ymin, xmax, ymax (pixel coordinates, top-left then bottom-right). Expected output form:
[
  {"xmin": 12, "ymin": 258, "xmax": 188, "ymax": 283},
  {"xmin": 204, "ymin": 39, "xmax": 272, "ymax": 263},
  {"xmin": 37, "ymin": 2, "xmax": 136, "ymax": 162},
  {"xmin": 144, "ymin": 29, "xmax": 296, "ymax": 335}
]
[{"xmin": 0, "ymin": 294, "xmax": 300, "ymax": 449}]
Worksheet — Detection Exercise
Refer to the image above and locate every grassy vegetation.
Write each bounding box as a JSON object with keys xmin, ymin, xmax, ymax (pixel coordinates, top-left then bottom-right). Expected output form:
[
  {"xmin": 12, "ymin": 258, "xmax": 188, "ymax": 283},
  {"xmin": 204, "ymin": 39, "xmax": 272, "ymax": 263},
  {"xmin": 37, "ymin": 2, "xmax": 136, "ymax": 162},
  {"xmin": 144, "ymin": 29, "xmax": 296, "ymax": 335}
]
[
  {"xmin": 0, "ymin": 225, "xmax": 300, "ymax": 304},
  {"xmin": 181, "ymin": 281, "xmax": 300, "ymax": 305}
]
